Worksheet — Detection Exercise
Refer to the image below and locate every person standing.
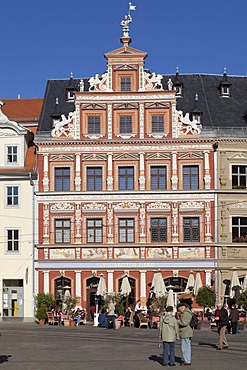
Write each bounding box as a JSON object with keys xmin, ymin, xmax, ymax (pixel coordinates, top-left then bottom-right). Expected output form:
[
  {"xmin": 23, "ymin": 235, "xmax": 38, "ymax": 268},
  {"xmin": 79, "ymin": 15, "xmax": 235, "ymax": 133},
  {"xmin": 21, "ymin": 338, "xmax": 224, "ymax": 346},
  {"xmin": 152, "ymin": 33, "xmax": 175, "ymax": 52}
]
[
  {"xmin": 230, "ymin": 304, "xmax": 239, "ymax": 334},
  {"xmin": 107, "ymin": 299, "xmax": 116, "ymax": 329},
  {"xmin": 216, "ymin": 304, "xmax": 229, "ymax": 350},
  {"xmin": 160, "ymin": 306, "xmax": 180, "ymax": 367},
  {"xmin": 176, "ymin": 303, "xmax": 193, "ymax": 366}
]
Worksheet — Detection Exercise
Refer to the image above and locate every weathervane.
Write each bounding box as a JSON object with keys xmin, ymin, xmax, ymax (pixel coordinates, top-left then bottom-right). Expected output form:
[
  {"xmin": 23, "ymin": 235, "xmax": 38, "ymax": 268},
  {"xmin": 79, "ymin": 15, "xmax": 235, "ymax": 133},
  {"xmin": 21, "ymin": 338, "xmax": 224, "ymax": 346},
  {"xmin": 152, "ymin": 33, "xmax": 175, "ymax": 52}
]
[{"xmin": 120, "ymin": 2, "xmax": 136, "ymax": 37}]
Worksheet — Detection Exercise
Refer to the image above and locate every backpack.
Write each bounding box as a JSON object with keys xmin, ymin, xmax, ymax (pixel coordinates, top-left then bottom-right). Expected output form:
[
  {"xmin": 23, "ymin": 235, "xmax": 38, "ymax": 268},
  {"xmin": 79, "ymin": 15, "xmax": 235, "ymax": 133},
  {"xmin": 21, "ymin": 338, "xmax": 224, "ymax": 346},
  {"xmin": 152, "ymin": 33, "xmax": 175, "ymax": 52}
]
[{"xmin": 189, "ymin": 313, "xmax": 198, "ymax": 329}]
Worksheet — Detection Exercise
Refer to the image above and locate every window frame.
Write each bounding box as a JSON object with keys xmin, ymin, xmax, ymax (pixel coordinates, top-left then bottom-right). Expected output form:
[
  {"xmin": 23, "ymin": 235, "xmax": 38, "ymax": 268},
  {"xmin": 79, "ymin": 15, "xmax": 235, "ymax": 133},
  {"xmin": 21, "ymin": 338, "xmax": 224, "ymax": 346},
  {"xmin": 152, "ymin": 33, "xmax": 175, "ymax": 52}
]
[
  {"xmin": 119, "ymin": 115, "xmax": 132, "ymax": 133},
  {"xmin": 86, "ymin": 218, "xmax": 103, "ymax": 243},
  {"xmin": 232, "ymin": 217, "xmax": 247, "ymax": 241},
  {"xmin": 118, "ymin": 218, "xmax": 135, "ymax": 243},
  {"xmin": 87, "ymin": 167, "xmax": 103, "ymax": 191},
  {"xmin": 55, "ymin": 167, "xmax": 70, "ymax": 191},
  {"xmin": 54, "ymin": 219, "xmax": 71, "ymax": 244},
  {"xmin": 151, "ymin": 115, "xmax": 164, "ymax": 133},
  {"xmin": 183, "ymin": 217, "xmax": 200, "ymax": 242},
  {"xmin": 151, "ymin": 166, "xmax": 167, "ymax": 190},
  {"xmin": 118, "ymin": 166, "xmax": 134, "ymax": 190},
  {"xmin": 150, "ymin": 217, "xmax": 167, "ymax": 243},
  {"xmin": 120, "ymin": 77, "xmax": 131, "ymax": 92},
  {"xmin": 87, "ymin": 115, "xmax": 101, "ymax": 134},
  {"xmin": 232, "ymin": 165, "xmax": 247, "ymax": 188},
  {"xmin": 6, "ymin": 145, "xmax": 18, "ymax": 164},
  {"xmin": 6, "ymin": 186, "xmax": 19, "ymax": 207},
  {"xmin": 183, "ymin": 165, "xmax": 199, "ymax": 190},
  {"xmin": 6, "ymin": 228, "xmax": 20, "ymax": 253}
]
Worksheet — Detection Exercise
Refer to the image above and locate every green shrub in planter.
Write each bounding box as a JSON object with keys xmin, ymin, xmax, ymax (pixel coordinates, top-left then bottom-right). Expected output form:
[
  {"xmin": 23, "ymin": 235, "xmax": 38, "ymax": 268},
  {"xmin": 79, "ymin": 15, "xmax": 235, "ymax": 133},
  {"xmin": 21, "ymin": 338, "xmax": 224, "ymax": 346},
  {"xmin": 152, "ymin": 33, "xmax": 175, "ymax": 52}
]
[{"xmin": 36, "ymin": 305, "xmax": 47, "ymax": 321}]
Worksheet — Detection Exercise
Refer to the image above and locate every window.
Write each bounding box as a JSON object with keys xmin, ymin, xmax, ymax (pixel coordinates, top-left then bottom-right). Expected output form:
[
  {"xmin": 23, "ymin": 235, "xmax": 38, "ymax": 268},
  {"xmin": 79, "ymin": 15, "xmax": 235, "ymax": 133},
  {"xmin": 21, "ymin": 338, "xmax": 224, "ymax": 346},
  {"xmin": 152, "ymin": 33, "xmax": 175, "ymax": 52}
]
[
  {"xmin": 87, "ymin": 167, "xmax": 102, "ymax": 191},
  {"xmin": 7, "ymin": 146, "xmax": 18, "ymax": 163},
  {"xmin": 175, "ymin": 84, "xmax": 182, "ymax": 96},
  {"xmin": 183, "ymin": 165, "xmax": 199, "ymax": 190},
  {"xmin": 88, "ymin": 116, "xmax": 100, "ymax": 134},
  {"xmin": 55, "ymin": 219, "xmax": 71, "ymax": 244},
  {"xmin": 221, "ymin": 85, "xmax": 230, "ymax": 96},
  {"xmin": 119, "ymin": 218, "xmax": 135, "ymax": 243},
  {"xmin": 151, "ymin": 218, "xmax": 167, "ymax": 242},
  {"xmin": 232, "ymin": 217, "xmax": 247, "ymax": 241},
  {"xmin": 183, "ymin": 217, "xmax": 200, "ymax": 242},
  {"xmin": 152, "ymin": 115, "xmax": 164, "ymax": 133},
  {"xmin": 120, "ymin": 77, "xmax": 131, "ymax": 92},
  {"xmin": 87, "ymin": 219, "xmax": 103, "ymax": 243},
  {"xmin": 7, "ymin": 229, "xmax": 19, "ymax": 252},
  {"xmin": 119, "ymin": 167, "xmax": 134, "ymax": 190},
  {"xmin": 192, "ymin": 112, "xmax": 201, "ymax": 123},
  {"xmin": 120, "ymin": 116, "xmax": 132, "ymax": 133},
  {"xmin": 6, "ymin": 186, "xmax": 19, "ymax": 206},
  {"xmin": 55, "ymin": 168, "xmax": 70, "ymax": 191},
  {"xmin": 232, "ymin": 165, "xmax": 247, "ymax": 188},
  {"xmin": 151, "ymin": 166, "xmax": 167, "ymax": 190}
]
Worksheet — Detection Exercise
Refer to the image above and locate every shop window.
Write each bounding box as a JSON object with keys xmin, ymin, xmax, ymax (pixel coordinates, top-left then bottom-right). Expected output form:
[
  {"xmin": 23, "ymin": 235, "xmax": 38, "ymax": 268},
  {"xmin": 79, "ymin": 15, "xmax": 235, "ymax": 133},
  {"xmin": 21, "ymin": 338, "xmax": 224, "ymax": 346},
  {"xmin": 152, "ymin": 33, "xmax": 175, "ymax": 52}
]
[
  {"xmin": 183, "ymin": 217, "xmax": 200, "ymax": 242},
  {"xmin": 119, "ymin": 218, "xmax": 135, "ymax": 243}
]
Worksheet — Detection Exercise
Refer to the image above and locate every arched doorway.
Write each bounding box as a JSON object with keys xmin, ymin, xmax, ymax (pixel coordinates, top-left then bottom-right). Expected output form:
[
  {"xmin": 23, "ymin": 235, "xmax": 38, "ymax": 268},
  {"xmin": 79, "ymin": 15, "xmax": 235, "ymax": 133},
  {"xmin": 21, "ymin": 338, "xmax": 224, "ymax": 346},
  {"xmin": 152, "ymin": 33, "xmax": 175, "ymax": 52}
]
[
  {"xmin": 86, "ymin": 276, "xmax": 99, "ymax": 321},
  {"xmin": 118, "ymin": 277, "xmax": 136, "ymax": 308},
  {"xmin": 54, "ymin": 276, "xmax": 71, "ymax": 308}
]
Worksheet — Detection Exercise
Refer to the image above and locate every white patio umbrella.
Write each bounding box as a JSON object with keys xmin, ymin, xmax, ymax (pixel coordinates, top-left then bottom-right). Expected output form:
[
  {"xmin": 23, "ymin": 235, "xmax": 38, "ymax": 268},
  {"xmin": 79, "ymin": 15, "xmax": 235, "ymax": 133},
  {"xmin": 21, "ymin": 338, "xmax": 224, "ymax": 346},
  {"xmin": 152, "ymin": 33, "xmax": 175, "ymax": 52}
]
[
  {"xmin": 96, "ymin": 275, "xmax": 107, "ymax": 297},
  {"xmin": 166, "ymin": 289, "xmax": 175, "ymax": 308},
  {"xmin": 193, "ymin": 272, "xmax": 203, "ymax": 296},
  {"xmin": 152, "ymin": 272, "xmax": 167, "ymax": 298},
  {"xmin": 185, "ymin": 273, "xmax": 195, "ymax": 293},
  {"xmin": 230, "ymin": 271, "xmax": 241, "ymax": 298},
  {"xmin": 242, "ymin": 272, "xmax": 247, "ymax": 292},
  {"xmin": 120, "ymin": 276, "xmax": 131, "ymax": 296}
]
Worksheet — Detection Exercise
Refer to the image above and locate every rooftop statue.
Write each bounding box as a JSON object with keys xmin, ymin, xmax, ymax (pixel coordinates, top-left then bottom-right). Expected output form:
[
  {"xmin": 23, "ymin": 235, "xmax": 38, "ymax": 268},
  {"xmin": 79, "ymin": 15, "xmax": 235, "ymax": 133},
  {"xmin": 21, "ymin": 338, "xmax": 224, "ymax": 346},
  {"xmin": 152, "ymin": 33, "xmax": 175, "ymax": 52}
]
[{"xmin": 120, "ymin": 3, "xmax": 136, "ymax": 37}]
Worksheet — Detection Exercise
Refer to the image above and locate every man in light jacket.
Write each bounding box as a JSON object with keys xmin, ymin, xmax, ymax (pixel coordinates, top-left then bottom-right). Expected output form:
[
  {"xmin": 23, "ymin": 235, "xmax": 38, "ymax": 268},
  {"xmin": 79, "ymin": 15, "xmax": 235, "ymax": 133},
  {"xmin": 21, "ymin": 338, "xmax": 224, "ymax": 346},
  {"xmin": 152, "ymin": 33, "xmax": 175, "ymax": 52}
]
[
  {"xmin": 176, "ymin": 303, "xmax": 193, "ymax": 366},
  {"xmin": 160, "ymin": 306, "xmax": 180, "ymax": 367}
]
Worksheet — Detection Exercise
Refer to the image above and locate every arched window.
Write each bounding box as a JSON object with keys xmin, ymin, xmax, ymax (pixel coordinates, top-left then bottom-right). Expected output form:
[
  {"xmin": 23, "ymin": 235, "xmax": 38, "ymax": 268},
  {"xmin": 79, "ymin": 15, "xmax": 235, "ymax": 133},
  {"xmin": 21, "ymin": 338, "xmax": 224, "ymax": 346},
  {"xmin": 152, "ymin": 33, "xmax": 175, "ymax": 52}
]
[{"xmin": 54, "ymin": 277, "xmax": 71, "ymax": 307}]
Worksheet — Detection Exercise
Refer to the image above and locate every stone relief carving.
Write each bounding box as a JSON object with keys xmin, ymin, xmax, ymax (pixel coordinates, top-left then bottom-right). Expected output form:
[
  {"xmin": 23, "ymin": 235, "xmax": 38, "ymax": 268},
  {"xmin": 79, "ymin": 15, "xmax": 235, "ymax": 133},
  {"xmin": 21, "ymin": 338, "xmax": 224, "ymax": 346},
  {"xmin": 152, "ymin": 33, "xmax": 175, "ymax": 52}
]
[
  {"xmin": 176, "ymin": 110, "xmax": 202, "ymax": 135},
  {"xmin": 179, "ymin": 201, "xmax": 204, "ymax": 210},
  {"xmin": 0, "ymin": 128, "xmax": 18, "ymax": 136},
  {"xmin": 0, "ymin": 101, "xmax": 19, "ymax": 126},
  {"xmin": 51, "ymin": 112, "xmax": 75, "ymax": 138},
  {"xmin": 113, "ymin": 202, "xmax": 140, "ymax": 211},
  {"xmin": 81, "ymin": 203, "xmax": 107, "ymax": 212},
  {"xmin": 50, "ymin": 203, "xmax": 74, "ymax": 211},
  {"xmin": 142, "ymin": 72, "xmax": 163, "ymax": 90},
  {"xmin": 89, "ymin": 73, "xmax": 108, "ymax": 91},
  {"xmin": 229, "ymin": 202, "xmax": 247, "ymax": 209},
  {"xmin": 146, "ymin": 202, "xmax": 170, "ymax": 211}
]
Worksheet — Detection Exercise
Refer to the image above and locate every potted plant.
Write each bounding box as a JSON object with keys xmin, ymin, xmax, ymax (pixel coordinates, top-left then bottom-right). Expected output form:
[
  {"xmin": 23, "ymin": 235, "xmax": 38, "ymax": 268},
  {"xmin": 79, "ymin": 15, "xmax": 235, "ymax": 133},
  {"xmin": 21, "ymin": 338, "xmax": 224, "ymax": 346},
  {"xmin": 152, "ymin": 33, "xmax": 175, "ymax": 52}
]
[
  {"xmin": 62, "ymin": 295, "xmax": 78, "ymax": 326},
  {"xmin": 35, "ymin": 292, "xmax": 55, "ymax": 324}
]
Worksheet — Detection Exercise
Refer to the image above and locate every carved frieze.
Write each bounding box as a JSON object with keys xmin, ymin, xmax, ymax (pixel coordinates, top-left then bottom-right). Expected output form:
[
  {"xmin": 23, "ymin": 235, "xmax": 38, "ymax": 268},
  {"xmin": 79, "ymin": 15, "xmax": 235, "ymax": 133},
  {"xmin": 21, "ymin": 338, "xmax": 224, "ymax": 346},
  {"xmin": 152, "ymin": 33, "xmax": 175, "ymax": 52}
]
[
  {"xmin": 81, "ymin": 203, "xmax": 107, "ymax": 212},
  {"xmin": 179, "ymin": 201, "xmax": 204, "ymax": 210},
  {"xmin": 113, "ymin": 202, "xmax": 140, "ymax": 212},
  {"xmin": 50, "ymin": 203, "xmax": 74, "ymax": 211},
  {"xmin": 147, "ymin": 202, "xmax": 171, "ymax": 211},
  {"xmin": 229, "ymin": 202, "xmax": 247, "ymax": 209}
]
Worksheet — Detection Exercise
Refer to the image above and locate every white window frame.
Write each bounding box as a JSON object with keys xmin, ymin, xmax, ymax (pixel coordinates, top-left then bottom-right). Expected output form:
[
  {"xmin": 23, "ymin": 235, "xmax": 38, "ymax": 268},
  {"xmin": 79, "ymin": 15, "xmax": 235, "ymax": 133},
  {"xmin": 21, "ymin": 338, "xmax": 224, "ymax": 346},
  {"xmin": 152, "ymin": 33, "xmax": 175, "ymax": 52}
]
[
  {"xmin": 5, "ymin": 228, "xmax": 20, "ymax": 253},
  {"xmin": 6, "ymin": 145, "xmax": 19, "ymax": 165},
  {"xmin": 5, "ymin": 185, "xmax": 20, "ymax": 207}
]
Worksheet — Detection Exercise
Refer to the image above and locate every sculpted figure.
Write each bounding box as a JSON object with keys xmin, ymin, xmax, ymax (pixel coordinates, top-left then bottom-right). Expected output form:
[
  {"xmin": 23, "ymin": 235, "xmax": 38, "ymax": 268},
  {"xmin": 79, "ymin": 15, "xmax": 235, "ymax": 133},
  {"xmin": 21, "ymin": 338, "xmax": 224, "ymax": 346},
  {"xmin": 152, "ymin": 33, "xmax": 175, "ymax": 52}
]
[
  {"xmin": 89, "ymin": 73, "xmax": 107, "ymax": 91},
  {"xmin": 51, "ymin": 112, "xmax": 74, "ymax": 137},
  {"xmin": 120, "ymin": 14, "xmax": 132, "ymax": 37},
  {"xmin": 176, "ymin": 110, "xmax": 201, "ymax": 135},
  {"xmin": 144, "ymin": 72, "xmax": 163, "ymax": 90}
]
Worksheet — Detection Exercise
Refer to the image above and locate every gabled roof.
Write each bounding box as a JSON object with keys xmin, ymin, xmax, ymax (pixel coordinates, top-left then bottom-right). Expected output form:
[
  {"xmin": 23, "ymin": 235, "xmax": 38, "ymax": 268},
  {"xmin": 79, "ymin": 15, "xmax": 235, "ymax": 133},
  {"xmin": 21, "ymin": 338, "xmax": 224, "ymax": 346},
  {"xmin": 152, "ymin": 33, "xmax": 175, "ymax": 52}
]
[
  {"xmin": 104, "ymin": 45, "xmax": 147, "ymax": 59},
  {"xmin": 1, "ymin": 98, "xmax": 43, "ymax": 123}
]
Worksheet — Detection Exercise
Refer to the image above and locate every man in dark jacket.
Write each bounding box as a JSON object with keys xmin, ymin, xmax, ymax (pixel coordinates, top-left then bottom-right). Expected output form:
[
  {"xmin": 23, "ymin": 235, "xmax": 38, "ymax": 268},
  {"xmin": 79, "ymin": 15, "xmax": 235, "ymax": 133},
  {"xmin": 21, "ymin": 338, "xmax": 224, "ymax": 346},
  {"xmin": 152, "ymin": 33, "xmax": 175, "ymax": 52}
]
[
  {"xmin": 216, "ymin": 304, "xmax": 229, "ymax": 350},
  {"xmin": 230, "ymin": 305, "xmax": 239, "ymax": 334}
]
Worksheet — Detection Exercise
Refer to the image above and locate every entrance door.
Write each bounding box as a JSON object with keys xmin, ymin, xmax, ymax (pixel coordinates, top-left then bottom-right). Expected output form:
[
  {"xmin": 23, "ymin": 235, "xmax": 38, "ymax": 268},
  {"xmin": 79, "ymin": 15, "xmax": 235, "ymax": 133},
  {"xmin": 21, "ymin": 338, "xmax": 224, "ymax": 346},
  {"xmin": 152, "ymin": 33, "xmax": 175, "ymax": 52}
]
[
  {"xmin": 2, "ymin": 280, "xmax": 24, "ymax": 318},
  {"xmin": 86, "ymin": 277, "xmax": 100, "ymax": 321}
]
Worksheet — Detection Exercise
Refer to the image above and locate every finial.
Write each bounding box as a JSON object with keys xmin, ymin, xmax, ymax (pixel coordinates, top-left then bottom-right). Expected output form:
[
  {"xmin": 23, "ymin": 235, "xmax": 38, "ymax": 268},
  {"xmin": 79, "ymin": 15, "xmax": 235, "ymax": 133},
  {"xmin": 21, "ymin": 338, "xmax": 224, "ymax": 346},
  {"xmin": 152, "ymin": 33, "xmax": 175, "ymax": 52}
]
[
  {"xmin": 55, "ymin": 97, "xmax": 59, "ymax": 105},
  {"xmin": 70, "ymin": 72, "xmax": 73, "ymax": 79},
  {"xmin": 223, "ymin": 67, "xmax": 227, "ymax": 75},
  {"xmin": 195, "ymin": 93, "xmax": 198, "ymax": 101},
  {"xmin": 176, "ymin": 67, "xmax": 179, "ymax": 74}
]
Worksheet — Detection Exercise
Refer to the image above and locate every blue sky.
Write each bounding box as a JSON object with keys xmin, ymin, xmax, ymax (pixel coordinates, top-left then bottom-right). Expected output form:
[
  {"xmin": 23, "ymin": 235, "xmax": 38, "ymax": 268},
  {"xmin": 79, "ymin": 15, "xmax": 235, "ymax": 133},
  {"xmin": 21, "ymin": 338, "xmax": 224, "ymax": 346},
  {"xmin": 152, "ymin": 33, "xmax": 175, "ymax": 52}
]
[{"xmin": 0, "ymin": 0, "xmax": 246, "ymax": 98}]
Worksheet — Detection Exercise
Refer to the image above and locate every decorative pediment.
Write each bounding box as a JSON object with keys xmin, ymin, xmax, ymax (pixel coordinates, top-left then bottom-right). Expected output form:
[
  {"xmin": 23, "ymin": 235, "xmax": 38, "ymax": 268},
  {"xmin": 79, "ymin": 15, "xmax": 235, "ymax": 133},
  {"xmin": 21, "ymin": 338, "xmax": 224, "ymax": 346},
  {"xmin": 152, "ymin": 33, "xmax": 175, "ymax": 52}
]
[
  {"xmin": 114, "ymin": 64, "xmax": 137, "ymax": 71},
  {"xmin": 113, "ymin": 102, "xmax": 138, "ymax": 110},
  {"xmin": 145, "ymin": 102, "xmax": 169, "ymax": 109},
  {"xmin": 50, "ymin": 154, "xmax": 74, "ymax": 161},
  {"xmin": 178, "ymin": 152, "xmax": 203, "ymax": 159},
  {"xmin": 0, "ymin": 128, "xmax": 18, "ymax": 136},
  {"xmin": 228, "ymin": 152, "xmax": 247, "ymax": 160},
  {"xmin": 82, "ymin": 153, "xmax": 107, "ymax": 161},
  {"xmin": 105, "ymin": 46, "xmax": 147, "ymax": 58},
  {"xmin": 113, "ymin": 152, "xmax": 138, "ymax": 161},
  {"xmin": 0, "ymin": 101, "xmax": 27, "ymax": 135},
  {"xmin": 146, "ymin": 152, "xmax": 171, "ymax": 160},
  {"xmin": 81, "ymin": 103, "xmax": 106, "ymax": 110}
]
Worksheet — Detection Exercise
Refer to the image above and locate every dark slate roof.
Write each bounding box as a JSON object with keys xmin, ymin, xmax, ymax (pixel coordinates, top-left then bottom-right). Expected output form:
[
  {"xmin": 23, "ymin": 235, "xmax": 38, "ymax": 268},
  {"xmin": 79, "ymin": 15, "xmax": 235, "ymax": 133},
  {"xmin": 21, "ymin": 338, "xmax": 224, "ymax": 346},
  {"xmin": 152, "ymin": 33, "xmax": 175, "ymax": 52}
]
[{"xmin": 37, "ymin": 74, "xmax": 247, "ymax": 134}]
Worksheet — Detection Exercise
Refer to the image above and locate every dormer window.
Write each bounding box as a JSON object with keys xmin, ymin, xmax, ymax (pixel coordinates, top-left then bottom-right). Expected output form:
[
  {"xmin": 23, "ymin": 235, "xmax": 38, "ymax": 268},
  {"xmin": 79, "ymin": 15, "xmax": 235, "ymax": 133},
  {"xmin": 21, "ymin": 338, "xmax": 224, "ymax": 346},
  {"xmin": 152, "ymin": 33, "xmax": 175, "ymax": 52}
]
[
  {"xmin": 121, "ymin": 77, "xmax": 131, "ymax": 92},
  {"xmin": 175, "ymin": 84, "xmax": 183, "ymax": 96},
  {"xmin": 173, "ymin": 67, "xmax": 183, "ymax": 97},
  {"xmin": 192, "ymin": 112, "xmax": 201, "ymax": 123},
  {"xmin": 219, "ymin": 68, "xmax": 231, "ymax": 97},
  {"xmin": 67, "ymin": 91, "xmax": 75, "ymax": 100},
  {"xmin": 221, "ymin": 85, "xmax": 230, "ymax": 96}
]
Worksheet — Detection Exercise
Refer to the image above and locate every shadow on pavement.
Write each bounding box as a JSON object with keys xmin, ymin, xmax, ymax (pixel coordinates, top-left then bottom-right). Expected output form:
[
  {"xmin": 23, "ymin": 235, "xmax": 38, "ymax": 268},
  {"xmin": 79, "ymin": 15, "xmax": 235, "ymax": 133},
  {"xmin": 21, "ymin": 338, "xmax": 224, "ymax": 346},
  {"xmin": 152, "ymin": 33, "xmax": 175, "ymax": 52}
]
[
  {"xmin": 149, "ymin": 354, "xmax": 183, "ymax": 366},
  {"xmin": 198, "ymin": 342, "xmax": 217, "ymax": 349},
  {"xmin": 0, "ymin": 355, "xmax": 12, "ymax": 364}
]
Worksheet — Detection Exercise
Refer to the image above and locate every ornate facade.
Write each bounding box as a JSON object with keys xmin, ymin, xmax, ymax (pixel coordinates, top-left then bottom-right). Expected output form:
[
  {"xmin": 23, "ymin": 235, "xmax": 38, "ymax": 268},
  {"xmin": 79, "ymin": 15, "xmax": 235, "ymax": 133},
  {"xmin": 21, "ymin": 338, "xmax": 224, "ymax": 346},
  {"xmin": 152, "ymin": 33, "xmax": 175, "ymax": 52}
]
[{"xmin": 35, "ymin": 34, "xmax": 216, "ymax": 317}]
